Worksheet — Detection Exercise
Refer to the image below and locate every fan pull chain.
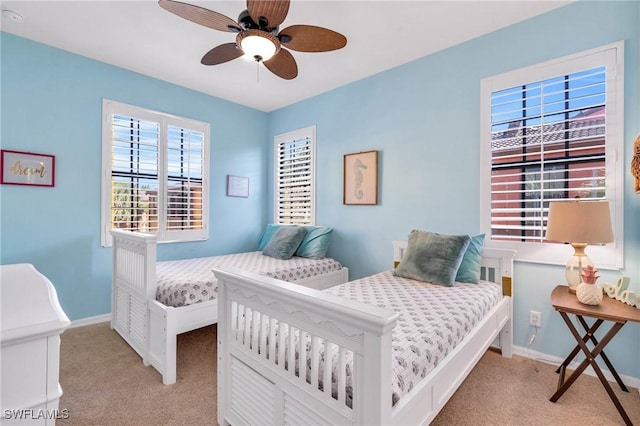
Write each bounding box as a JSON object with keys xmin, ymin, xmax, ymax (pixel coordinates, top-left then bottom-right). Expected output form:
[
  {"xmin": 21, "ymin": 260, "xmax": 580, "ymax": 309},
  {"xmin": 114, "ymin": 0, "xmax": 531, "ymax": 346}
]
[{"xmin": 256, "ymin": 61, "xmax": 260, "ymax": 83}]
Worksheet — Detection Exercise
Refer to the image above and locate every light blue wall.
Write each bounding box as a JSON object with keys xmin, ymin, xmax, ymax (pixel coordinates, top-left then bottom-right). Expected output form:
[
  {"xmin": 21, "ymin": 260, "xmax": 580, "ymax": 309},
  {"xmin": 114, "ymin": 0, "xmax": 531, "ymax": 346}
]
[
  {"xmin": 0, "ymin": 33, "xmax": 269, "ymax": 321},
  {"xmin": 1, "ymin": 1, "xmax": 638, "ymax": 380},
  {"xmin": 268, "ymin": 1, "xmax": 640, "ymax": 378}
]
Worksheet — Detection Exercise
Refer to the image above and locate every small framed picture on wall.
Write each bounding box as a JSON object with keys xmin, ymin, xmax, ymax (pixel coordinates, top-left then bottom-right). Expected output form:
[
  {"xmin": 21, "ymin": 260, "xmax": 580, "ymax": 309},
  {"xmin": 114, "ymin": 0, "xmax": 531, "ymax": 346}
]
[
  {"xmin": 226, "ymin": 175, "xmax": 249, "ymax": 198},
  {"xmin": 343, "ymin": 150, "xmax": 378, "ymax": 205}
]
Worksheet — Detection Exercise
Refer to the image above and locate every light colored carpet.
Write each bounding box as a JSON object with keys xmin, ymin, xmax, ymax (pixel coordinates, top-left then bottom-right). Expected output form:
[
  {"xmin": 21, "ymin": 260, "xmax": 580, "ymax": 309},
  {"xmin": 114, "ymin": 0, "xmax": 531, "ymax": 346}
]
[
  {"xmin": 58, "ymin": 323, "xmax": 640, "ymax": 425},
  {"xmin": 58, "ymin": 323, "xmax": 216, "ymax": 425}
]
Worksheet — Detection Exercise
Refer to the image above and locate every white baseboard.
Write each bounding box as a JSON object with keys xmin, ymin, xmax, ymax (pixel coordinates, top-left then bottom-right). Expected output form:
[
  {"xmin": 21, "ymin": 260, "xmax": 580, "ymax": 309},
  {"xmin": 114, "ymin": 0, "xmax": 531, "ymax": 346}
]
[
  {"xmin": 69, "ymin": 313, "xmax": 111, "ymax": 328},
  {"xmin": 513, "ymin": 345, "xmax": 640, "ymax": 394}
]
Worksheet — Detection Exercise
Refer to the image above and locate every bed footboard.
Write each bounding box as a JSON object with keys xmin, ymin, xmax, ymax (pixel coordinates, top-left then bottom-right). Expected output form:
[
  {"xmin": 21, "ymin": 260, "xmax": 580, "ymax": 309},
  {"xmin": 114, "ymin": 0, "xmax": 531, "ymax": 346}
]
[
  {"xmin": 214, "ymin": 267, "xmax": 399, "ymax": 426},
  {"xmin": 110, "ymin": 230, "xmax": 157, "ymax": 364}
]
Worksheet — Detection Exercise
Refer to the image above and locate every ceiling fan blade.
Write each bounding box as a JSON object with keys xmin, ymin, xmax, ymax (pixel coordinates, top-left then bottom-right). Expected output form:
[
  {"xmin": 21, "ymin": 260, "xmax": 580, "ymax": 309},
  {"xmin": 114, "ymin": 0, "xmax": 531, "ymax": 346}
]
[
  {"xmin": 247, "ymin": 0, "xmax": 290, "ymax": 29},
  {"xmin": 279, "ymin": 25, "xmax": 347, "ymax": 52},
  {"xmin": 263, "ymin": 49, "xmax": 298, "ymax": 80},
  {"xmin": 201, "ymin": 43, "xmax": 244, "ymax": 65},
  {"xmin": 159, "ymin": 0, "xmax": 241, "ymax": 32}
]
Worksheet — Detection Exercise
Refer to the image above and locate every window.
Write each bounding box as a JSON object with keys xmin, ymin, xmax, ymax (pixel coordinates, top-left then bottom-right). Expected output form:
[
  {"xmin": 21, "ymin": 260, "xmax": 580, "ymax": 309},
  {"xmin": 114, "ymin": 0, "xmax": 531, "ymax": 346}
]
[
  {"xmin": 101, "ymin": 100, "xmax": 210, "ymax": 246},
  {"xmin": 274, "ymin": 126, "xmax": 316, "ymax": 225},
  {"xmin": 480, "ymin": 42, "xmax": 624, "ymax": 269}
]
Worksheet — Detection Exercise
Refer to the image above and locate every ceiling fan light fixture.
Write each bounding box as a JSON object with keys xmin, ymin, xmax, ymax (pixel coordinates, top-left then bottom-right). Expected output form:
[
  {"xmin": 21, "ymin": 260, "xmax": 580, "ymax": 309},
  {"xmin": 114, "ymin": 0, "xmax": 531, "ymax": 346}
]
[
  {"xmin": 237, "ymin": 29, "xmax": 279, "ymax": 62},
  {"xmin": 159, "ymin": 0, "xmax": 346, "ymax": 80}
]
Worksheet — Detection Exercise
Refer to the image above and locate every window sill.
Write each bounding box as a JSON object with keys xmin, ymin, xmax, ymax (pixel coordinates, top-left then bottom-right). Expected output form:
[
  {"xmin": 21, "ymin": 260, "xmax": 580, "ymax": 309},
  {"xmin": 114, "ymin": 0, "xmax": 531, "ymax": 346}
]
[{"xmin": 485, "ymin": 240, "xmax": 622, "ymax": 272}]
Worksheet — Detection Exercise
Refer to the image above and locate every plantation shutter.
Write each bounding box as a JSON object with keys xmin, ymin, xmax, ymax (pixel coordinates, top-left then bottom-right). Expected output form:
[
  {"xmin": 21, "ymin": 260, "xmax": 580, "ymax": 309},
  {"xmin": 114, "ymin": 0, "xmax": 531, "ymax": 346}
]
[
  {"xmin": 110, "ymin": 114, "xmax": 160, "ymax": 233},
  {"xmin": 275, "ymin": 127, "xmax": 315, "ymax": 225},
  {"xmin": 166, "ymin": 125, "xmax": 204, "ymax": 232},
  {"xmin": 102, "ymin": 99, "xmax": 209, "ymax": 246},
  {"xmin": 489, "ymin": 66, "xmax": 607, "ymax": 243}
]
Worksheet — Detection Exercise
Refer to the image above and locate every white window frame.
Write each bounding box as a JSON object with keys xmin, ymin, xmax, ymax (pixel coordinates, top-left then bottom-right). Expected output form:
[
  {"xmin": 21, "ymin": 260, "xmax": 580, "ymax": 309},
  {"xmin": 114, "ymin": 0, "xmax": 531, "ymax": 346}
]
[
  {"xmin": 480, "ymin": 42, "xmax": 624, "ymax": 270},
  {"xmin": 101, "ymin": 99, "xmax": 210, "ymax": 247},
  {"xmin": 274, "ymin": 125, "xmax": 316, "ymax": 225}
]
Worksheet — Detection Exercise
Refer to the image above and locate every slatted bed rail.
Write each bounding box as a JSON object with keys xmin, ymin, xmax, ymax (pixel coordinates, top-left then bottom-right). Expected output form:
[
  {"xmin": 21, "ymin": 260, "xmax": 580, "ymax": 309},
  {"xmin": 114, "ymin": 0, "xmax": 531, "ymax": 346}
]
[
  {"xmin": 229, "ymin": 301, "xmax": 356, "ymax": 420},
  {"xmin": 215, "ymin": 247, "xmax": 516, "ymax": 426}
]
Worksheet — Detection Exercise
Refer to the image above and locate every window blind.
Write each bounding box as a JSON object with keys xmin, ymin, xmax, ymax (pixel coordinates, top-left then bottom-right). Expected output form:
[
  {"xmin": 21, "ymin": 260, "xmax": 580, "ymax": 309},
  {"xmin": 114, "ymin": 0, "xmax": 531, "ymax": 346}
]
[
  {"xmin": 166, "ymin": 125, "xmax": 204, "ymax": 232},
  {"xmin": 489, "ymin": 67, "xmax": 606, "ymax": 242},
  {"xmin": 275, "ymin": 131, "xmax": 314, "ymax": 225},
  {"xmin": 110, "ymin": 114, "xmax": 160, "ymax": 233}
]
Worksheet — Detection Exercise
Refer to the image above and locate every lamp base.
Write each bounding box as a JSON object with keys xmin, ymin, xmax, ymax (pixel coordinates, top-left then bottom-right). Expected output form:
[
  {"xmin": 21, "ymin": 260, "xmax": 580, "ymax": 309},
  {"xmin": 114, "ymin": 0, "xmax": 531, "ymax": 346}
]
[{"xmin": 564, "ymin": 244, "xmax": 593, "ymax": 293}]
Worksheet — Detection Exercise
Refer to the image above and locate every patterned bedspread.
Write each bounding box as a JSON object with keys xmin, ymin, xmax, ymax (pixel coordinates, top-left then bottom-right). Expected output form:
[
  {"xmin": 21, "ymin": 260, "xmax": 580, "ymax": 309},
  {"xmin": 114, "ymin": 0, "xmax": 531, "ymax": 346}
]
[
  {"xmin": 324, "ymin": 270, "xmax": 503, "ymax": 405},
  {"xmin": 155, "ymin": 252, "xmax": 343, "ymax": 307}
]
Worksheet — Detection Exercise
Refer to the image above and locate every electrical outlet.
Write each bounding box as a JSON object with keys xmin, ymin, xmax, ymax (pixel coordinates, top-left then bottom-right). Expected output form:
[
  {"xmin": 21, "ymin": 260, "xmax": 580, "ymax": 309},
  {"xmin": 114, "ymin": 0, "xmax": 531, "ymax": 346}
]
[{"xmin": 529, "ymin": 310, "xmax": 542, "ymax": 327}]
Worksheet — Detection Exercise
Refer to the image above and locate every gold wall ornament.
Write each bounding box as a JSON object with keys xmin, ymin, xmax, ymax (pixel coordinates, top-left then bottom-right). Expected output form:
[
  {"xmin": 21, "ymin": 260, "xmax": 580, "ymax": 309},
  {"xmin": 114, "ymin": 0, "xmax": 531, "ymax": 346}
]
[{"xmin": 632, "ymin": 134, "xmax": 640, "ymax": 193}]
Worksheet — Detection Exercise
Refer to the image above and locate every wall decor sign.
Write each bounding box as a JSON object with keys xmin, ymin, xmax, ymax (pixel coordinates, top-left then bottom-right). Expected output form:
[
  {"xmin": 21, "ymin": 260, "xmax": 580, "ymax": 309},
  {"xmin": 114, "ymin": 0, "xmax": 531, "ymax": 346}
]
[
  {"xmin": 226, "ymin": 175, "xmax": 249, "ymax": 198},
  {"xmin": 602, "ymin": 276, "xmax": 640, "ymax": 309},
  {"xmin": 1, "ymin": 150, "xmax": 55, "ymax": 187},
  {"xmin": 343, "ymin": 150, "xmax": 378, "ymax": 205}
]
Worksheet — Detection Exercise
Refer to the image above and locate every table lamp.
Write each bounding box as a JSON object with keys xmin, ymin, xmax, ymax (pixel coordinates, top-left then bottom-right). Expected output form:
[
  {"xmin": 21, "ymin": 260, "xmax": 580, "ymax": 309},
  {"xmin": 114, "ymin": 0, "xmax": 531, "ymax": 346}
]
[{"xmin": 545, "ymin": 200, "xmax": 613, "ymax": 293}]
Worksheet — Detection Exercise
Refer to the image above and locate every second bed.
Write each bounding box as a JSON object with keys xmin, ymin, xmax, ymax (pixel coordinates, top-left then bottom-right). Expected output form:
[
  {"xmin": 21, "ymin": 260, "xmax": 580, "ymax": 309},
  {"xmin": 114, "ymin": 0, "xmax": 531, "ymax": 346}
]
[
  {"xmin": 110, "ymin": 229, "xmax": 349, "ymax": 385},
  {"xmin": 215, "ymin": 237, "xmax": 515, "ymax": 425}
]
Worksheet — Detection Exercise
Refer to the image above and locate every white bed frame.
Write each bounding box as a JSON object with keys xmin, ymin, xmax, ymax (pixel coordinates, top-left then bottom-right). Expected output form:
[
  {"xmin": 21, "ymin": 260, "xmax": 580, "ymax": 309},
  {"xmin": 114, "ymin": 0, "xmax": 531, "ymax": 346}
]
[
  {"xmin": 109, "ymin": 229, "xmax": 349, "ymax": 385},
  {"xmin": 214, "ymin": 243, "xmax": 515, "ymax": 426}
]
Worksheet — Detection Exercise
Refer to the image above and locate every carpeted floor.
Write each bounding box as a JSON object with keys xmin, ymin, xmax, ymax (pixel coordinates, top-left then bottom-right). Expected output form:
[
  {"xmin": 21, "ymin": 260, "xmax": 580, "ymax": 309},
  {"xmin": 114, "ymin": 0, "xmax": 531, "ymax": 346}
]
[
  {"xmin": 58, "ymin": 322, "xmax": 640, "ymax": 425},
  {"xmin": 58, "ymin": 323, "xmax": 216, "ymax": 425}
]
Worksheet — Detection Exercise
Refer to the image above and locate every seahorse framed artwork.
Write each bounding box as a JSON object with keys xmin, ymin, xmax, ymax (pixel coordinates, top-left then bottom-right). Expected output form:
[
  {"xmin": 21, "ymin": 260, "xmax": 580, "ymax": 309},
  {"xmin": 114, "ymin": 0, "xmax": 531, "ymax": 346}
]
[{"xmin": 343, "ymin": 150, "xmax": 378, "ymax": 205}]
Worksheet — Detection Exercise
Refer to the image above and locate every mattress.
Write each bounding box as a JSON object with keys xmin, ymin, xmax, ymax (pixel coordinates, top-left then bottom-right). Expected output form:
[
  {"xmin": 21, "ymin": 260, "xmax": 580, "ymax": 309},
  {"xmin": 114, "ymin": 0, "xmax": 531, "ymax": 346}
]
[
  {"xmin": 324, "ymin": 270, "xmax": 503, "ymax": 406},
  {"xmin": 155, "ymin": 251, "xmax": 343, "ymax": 307}
]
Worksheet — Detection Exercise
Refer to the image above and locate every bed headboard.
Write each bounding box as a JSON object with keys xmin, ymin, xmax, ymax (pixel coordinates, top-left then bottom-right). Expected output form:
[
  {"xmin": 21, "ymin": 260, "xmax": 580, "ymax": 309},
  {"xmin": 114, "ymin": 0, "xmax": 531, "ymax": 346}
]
[
  {"xmin": 392, "ymin": 240, "xmax": 408, "ymax": 269},
  {"xmin": 392, "ymin": 240, "xmax": 515, "ymax": 297}
]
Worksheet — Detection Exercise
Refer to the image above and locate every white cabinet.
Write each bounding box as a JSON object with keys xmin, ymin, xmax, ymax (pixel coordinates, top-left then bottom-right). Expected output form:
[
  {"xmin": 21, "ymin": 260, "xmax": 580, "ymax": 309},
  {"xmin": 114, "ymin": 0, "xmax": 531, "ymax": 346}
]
[{"xmin": 1, "ymin": 264, "xmax": 70, "ymax": 425}]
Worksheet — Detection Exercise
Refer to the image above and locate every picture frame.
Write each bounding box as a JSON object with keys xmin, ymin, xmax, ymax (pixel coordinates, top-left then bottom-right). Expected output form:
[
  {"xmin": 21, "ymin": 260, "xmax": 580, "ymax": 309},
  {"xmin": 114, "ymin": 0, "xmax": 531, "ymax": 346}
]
[
  {"xmin": 343, "ymin": 150, "xmax": 378, "ymax": 205},
  {"xmin": 226, "ymin": 174, "xmax": 249, "ymax": 198},
  {"xmin": 1, "ymin": 150, "xmax": 55, "ymax": 187}
]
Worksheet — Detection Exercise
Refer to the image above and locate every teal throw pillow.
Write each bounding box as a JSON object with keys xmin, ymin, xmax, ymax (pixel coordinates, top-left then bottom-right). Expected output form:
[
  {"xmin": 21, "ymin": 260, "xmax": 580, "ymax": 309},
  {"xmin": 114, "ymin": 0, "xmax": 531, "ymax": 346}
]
[
  {"xmin": 455, "ymin": 234, "xmax": 485, "ymax": 284},
  {"xmin": 295, "ymin": 226, "xmax": 333, "ymax": 259},
  {"xmin": 394, "ymin": 230, "xmax": 471, "ymax": 287},
  {"xmin": 262, "ymin": 226, "xmax": 307, "ymax": 260},
  {"xmin": 257, "ymin": 224, "xmax": 283, "ymax": 250}
]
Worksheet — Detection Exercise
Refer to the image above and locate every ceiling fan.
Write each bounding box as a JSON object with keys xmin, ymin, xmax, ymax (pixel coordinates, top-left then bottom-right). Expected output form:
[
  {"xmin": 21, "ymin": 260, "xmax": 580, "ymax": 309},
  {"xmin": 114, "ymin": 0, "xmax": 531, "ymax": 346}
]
[{"xmin": 158, "ymin": 0, "xmax": 347, "ymax": 80}]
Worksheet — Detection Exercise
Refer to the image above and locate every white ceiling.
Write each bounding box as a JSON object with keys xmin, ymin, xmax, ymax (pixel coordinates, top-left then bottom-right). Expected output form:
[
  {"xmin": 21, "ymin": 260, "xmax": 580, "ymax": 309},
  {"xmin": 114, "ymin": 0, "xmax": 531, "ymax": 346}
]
[{"xmin": 1, "ymin": 0, "xmax": 572, "ymax": 112}]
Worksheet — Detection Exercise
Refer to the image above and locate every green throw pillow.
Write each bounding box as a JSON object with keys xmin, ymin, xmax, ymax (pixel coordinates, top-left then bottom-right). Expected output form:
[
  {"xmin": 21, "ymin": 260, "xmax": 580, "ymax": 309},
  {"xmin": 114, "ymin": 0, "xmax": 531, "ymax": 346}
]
[
  {"xmin": 262, "ymin": 226, "xmax": 307, "ymax": 260},
  {"xmin": 394, "ymin": 230, "xmax": 471, "ymax": 287}
]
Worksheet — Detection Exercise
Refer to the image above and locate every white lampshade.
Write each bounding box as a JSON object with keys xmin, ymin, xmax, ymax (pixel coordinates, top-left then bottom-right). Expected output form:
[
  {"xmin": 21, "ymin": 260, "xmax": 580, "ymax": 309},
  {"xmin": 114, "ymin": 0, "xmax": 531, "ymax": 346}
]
[
  {"xmin": 240, "ymin": 35, "xmax": 276, "ymax": 61},
  {"xmin": 545, "ymin": 200, "xmax": 613, "ymax": 289},
  {"xmin": 546, "ymin": 200, "xmax": 613, "ymax": 244}
]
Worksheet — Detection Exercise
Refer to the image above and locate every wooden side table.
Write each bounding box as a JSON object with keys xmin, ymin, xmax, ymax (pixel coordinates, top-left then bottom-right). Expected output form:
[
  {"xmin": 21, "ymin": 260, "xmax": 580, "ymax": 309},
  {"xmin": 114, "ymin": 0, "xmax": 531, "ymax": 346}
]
[{"xmin": 550, "ymin": 285, "xmax": 640, "ymax": 426}]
